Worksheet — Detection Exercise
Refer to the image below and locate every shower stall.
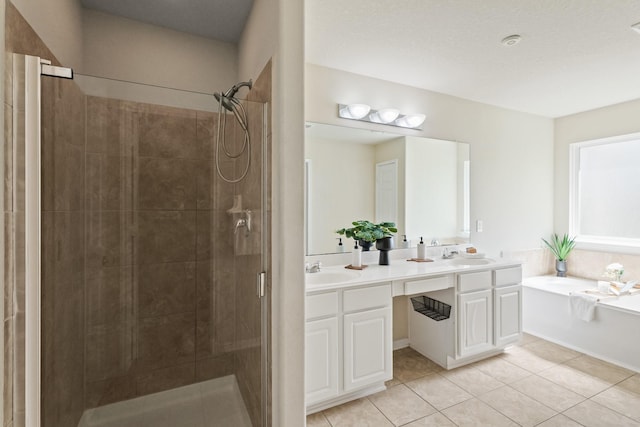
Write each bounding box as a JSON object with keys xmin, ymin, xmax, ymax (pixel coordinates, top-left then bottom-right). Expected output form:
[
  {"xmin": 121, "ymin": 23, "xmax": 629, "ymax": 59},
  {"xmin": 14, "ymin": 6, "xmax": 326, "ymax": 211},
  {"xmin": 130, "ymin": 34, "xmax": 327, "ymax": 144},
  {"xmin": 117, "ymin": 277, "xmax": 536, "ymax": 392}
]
[{"xmin": 8, "ymin": 54, "xmax": 270, "ymax": 427}]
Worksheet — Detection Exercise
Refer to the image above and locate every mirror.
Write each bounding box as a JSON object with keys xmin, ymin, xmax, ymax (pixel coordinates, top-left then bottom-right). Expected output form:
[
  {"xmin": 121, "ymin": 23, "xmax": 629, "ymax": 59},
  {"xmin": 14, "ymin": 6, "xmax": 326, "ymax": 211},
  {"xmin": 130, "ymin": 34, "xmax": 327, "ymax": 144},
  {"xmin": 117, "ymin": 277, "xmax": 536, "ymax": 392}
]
[{"xmin": 305, "ymin": 122, "xmax": 470, "ymax": 255}]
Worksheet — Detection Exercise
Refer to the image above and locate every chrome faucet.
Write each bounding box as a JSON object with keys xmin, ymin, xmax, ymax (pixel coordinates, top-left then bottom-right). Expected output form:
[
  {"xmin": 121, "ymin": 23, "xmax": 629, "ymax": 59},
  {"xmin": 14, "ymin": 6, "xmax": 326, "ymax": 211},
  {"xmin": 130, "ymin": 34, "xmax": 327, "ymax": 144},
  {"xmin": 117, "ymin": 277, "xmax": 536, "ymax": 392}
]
[
  {"xmin": 430, "ymin": 238, "xmax": 440, "ymax": 246},
  {"xmin": 305, "ymin": 261, "xmax": 322, "ymax": 273},
  {"xmin": 442, "ymin": 247, "xmax": 458, "ymax": 259}
]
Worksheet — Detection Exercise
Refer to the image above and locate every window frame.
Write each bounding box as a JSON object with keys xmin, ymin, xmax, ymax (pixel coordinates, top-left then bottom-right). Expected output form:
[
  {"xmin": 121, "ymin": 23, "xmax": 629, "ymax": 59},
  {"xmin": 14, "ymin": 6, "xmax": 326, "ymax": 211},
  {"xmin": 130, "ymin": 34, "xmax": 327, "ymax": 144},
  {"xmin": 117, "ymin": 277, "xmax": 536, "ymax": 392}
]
[{"xmin": 569, "ymin": 131, "xmax": 640, "ymax": 254}]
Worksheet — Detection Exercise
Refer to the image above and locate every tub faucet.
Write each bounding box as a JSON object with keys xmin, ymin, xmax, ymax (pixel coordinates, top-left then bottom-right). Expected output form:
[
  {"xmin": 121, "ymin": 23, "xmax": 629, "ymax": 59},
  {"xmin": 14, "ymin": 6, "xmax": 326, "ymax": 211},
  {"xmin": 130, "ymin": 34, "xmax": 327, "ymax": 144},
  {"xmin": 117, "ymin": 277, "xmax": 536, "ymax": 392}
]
[{"xmin": 305, "ymin": 261, "xmax": 322, "ymax": 273}]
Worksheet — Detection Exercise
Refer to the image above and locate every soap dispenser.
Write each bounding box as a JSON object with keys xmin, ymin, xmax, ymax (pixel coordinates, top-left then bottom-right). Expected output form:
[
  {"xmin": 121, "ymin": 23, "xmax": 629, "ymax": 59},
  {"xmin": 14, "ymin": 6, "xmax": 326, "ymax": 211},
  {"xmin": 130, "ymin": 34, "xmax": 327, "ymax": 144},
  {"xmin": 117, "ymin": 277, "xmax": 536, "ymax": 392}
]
[
  {"xmin": 336, "ymin": 238, "xmax": 345, "ymax": 253},
  {"xmin": 351, "ymin": 241, "xmax": 362, "ymax": 268},
  {"xmin": 401, "ymin": 235, "xmax": 409, "ymax": 249},
  {"xmin": 417, "ymin": 237, "xmax": 426, "ymax": 260}
]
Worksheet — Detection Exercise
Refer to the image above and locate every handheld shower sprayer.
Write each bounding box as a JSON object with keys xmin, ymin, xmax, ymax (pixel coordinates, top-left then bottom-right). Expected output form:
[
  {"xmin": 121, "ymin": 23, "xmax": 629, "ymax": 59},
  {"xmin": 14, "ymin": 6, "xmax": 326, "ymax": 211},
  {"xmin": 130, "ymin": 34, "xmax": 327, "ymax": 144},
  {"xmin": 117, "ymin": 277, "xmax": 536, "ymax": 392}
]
[
  {"xmin": 213, "ymin": 92, "xmax": 234, "ymax": 111},
  {"xmin": 213, "ymin": 79, "xmax": 254, "ymax": 183}
]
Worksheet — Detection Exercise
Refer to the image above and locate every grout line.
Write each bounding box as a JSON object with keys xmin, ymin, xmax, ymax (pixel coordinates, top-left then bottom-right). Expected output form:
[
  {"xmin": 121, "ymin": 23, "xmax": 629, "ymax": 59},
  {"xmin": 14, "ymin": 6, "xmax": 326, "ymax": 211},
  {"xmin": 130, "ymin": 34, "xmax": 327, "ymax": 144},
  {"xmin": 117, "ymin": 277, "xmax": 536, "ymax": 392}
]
[{"xmin": 365, "ymin": 395, "xmax": 396, "ymax": 426}]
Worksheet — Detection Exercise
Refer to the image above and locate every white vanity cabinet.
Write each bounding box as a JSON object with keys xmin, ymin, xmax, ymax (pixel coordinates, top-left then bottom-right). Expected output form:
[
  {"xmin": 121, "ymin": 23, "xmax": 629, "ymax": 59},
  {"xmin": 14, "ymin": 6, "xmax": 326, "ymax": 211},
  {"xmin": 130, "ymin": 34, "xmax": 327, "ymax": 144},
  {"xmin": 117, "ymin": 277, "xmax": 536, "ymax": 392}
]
[
  {"xmin": 457, "ymin": 271, "xmax": 493, "ymax": 358},
  {"xmin": 343, "ymin": 285, "xmax": 393, "ymax": 392},
  {"xmin": 493, "ymin": 267, "xmax": 523, "ymax": 347},
  {"xmin": 457, "ymin": 289, "xmax": 494, "ymax": 357},
  {"xmin": 306, "ymin": 283, "xmax": 392, "ymax": 412},
  {"xmin": 305, "ymin": 291, "xmax": 340, "ymax": 405}
]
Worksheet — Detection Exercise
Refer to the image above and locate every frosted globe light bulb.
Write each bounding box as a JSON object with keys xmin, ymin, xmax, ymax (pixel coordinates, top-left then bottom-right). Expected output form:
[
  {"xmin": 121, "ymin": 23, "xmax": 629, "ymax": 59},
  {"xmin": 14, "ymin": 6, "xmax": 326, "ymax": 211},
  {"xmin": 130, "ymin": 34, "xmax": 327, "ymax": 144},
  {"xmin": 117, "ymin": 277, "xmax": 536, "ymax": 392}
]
[
  {"xmin": 340, "ymin": 103, "xmax": 370, "ymax": 119},
  {"xmin": 396, "ymin": 113, "xmax": 426, "ymax": 128},
  {"xmin": 370, "ymin": 108, "xmax": 400, "ymax": 124}
]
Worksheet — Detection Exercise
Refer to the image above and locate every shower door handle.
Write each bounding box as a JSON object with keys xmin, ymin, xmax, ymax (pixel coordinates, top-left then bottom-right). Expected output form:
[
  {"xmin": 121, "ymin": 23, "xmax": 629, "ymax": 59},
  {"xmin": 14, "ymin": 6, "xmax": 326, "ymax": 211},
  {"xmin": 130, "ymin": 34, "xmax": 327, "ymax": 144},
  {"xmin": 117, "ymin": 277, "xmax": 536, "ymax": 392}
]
[{"xmin": 257, "ymin": 271, "xmax": 266, "ymax": 298}]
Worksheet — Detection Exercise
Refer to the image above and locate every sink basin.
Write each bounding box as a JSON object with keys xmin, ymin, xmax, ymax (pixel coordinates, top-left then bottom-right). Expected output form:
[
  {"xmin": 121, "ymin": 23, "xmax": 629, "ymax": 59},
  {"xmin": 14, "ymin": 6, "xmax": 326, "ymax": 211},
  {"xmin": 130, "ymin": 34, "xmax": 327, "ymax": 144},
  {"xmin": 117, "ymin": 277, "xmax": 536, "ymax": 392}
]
[
  {"xmin": 448, "ymin": 257, "xmax": 495, "ymax": 266},
  {"xmin": 306, "ymin": 270, "xmax": 361, "ymax": 285}
]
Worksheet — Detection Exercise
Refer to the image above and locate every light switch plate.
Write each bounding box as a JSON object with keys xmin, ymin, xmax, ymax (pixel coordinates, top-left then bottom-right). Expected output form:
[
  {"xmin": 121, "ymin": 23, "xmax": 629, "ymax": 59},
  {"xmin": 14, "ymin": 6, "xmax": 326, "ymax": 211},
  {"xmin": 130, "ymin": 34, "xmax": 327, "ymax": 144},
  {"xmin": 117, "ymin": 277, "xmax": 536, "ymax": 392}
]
[{"xmin": 476, "ymin": 220, "xmax": 483, "ymax": 232}]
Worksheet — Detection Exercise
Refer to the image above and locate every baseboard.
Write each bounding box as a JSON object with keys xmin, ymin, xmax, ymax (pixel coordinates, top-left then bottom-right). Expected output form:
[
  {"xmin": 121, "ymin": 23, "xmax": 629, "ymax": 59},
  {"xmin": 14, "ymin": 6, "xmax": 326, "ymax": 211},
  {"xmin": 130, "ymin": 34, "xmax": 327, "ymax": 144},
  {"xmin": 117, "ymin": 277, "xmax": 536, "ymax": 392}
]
[
  {"xmin": 393, "ymin": 338, "xmax": 409, "ymax": 350},
  {"xmin": 306, "ymin": 383, "xmax": 387, "ymax": 415}
]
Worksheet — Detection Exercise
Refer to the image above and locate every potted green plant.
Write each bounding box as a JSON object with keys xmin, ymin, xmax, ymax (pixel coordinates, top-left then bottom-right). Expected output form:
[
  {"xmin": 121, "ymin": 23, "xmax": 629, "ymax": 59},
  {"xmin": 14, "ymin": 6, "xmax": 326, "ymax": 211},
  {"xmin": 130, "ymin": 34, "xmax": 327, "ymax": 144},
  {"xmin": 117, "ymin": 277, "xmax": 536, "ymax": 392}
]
[
  {"xmin": 337, "ymin": 220, "xmax": 397, "ymax": 252},
  {"xmin": 542, "ymin": 233, "xmax": 576, "ymax": 277}
]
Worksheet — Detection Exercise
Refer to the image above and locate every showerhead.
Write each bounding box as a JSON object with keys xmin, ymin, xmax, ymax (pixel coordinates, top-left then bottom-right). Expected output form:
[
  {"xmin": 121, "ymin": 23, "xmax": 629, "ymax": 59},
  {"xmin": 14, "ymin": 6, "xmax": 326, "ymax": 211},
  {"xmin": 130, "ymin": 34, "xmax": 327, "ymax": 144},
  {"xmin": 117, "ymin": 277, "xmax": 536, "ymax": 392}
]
[
  {"xmin": 224, "ymin": 80, "xmax": 253, "ymax": 99},
  {"xmin": 214, "ymin": 92, "xmax": 235, "ymax": 112}
]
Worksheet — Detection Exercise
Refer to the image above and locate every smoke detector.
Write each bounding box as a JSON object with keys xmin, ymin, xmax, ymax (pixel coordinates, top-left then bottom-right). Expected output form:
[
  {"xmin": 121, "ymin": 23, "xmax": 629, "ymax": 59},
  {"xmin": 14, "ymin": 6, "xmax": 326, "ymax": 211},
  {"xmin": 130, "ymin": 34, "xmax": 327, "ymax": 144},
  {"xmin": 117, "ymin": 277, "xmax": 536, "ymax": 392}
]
[{"xmin": 501, "ymin": 35, "xmax": 522, "ymax": 46}]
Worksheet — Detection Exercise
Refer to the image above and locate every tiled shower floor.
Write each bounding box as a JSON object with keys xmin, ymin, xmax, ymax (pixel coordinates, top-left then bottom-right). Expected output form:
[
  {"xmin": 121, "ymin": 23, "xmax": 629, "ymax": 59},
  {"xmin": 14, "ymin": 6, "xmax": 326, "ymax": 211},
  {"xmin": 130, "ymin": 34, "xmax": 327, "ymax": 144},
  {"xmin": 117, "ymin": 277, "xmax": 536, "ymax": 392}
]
[
  {"xmin": 308, "ymin": 334, "xmax": 640, "ymax": 427},
  {"xmin": 78, "ymin": 375, "xmax": 252, "ymax": 427}
]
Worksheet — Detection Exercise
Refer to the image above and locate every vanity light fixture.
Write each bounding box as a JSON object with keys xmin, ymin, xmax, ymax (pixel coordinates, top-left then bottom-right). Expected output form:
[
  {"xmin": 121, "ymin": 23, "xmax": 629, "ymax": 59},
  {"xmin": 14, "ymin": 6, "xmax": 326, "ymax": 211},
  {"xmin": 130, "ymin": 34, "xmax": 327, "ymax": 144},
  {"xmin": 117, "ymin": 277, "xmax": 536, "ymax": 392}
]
[{"xmin": 337, "ymin": 103, "xmax": 425, "ymax": 129}]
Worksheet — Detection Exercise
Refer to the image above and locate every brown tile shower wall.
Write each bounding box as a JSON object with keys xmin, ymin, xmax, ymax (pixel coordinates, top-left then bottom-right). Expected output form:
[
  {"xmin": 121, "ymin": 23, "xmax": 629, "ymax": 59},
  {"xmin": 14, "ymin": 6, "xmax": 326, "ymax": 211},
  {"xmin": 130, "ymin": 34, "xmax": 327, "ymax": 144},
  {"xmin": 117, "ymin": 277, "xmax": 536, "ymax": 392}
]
[{"xmin": 83, "ymin": 99, "xmax": 242, "ymax": 407}]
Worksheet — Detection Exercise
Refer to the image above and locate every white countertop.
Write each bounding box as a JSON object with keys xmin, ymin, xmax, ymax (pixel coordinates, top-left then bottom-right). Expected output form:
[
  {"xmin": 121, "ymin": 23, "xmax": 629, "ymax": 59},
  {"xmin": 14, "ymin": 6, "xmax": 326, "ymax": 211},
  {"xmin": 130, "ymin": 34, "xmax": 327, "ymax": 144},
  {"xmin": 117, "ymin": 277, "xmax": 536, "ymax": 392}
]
[
  {"xmin": 306, "ymin": 257, "xmax": 522, "ymax": 293},
  {"xmin": 524, "ymin": 275, "xmax": 640, "ymax": 315}
]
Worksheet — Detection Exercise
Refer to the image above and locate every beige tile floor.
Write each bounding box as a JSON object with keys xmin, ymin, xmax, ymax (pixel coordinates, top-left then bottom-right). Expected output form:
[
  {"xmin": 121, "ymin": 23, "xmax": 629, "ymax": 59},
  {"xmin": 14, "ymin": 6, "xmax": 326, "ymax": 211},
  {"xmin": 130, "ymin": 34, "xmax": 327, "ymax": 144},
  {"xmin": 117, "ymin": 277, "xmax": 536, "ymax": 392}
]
[{"xmin": 307, "ymin": 334, "xmax": 640, "ymax": 427}]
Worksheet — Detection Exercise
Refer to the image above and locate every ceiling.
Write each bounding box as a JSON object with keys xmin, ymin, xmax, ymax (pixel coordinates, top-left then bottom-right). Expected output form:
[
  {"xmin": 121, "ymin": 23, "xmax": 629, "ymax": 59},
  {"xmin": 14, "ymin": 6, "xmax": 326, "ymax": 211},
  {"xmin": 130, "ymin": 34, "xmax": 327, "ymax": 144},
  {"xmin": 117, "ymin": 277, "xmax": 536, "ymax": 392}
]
[
  {"xmin": 80, "ymin": 0, "xmax": 254, "ymax": 43},
  {"xmin": 80, "ymin": 0, "xmax": 640, "ymax": 118},
  {"xmin": 306, "ymin": 0, "xmax": 640, "ymax": 118}
]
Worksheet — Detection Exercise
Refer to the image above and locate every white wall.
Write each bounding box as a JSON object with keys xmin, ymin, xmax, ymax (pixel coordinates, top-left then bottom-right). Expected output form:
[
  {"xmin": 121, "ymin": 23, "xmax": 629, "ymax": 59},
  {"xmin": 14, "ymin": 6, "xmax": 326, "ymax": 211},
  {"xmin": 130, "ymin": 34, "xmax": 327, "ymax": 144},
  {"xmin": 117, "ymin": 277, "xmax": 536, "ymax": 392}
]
[
  {"xmin": 554, "ymin": 98, "xmax": 640, "ymax": 234},
  {"xmin": 11, "ymin": 0, "xmax": 84, "ymax": 69},
  {"xmin": 238, "ymin": 0, "xmax": 277, "ymax": 82},
  {"xmin": 306, "ymin": 140, "xmax": 375, "ymax": 254},
  {"xmin": 82, "ymin": 9, "xmax": 238, "ymax": 94},
  {"xmin": 306, "ymin": 64, "xmax": 555, "ymax": 256}
]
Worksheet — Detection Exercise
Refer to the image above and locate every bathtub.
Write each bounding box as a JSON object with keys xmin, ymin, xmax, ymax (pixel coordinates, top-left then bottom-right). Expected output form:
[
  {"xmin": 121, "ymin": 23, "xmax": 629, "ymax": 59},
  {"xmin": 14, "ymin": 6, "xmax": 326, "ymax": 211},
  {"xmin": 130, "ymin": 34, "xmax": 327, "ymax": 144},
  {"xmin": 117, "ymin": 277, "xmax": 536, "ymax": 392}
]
[{"xmin": 523, "ymin": 275, "xmax": 640, "ymax": 373}]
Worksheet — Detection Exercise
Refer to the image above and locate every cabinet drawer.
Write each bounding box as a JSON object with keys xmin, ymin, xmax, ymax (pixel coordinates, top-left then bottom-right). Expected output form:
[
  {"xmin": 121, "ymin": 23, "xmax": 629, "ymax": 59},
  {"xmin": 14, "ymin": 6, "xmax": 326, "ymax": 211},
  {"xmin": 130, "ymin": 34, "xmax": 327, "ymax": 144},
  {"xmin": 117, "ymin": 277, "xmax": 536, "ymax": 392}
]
[
  {"xmin": 306, "ymin": 292, "xmax": 338, "ymax": 320},
  {"xmin": 494, "ymin": 267, "xmax": 522, "ymax": 287},
  {"xmin": 405, "ymin": 275, "xmax": 453, "ymax": 295},
  {"xmin": 343, "ymin": 284, "xmax": 391, "ymax": 312},
  {"xmin": 457, "ymin": 270, "xmax": 492, "ymax": 293}
]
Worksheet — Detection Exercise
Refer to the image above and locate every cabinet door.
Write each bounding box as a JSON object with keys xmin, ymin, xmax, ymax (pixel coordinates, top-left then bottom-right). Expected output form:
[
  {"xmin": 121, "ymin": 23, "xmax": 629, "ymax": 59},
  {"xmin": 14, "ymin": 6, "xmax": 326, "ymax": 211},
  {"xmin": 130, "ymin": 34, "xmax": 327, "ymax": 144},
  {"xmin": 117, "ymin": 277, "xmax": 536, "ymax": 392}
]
[
  {"xmin": 343, "ymin": 307, "xmax": 392, "ymax": 392},
  {"xmin": 494, "ymin": 284, "xmax": 522, "ymax": 347},
  {"xmin": 458, "ymin": 289, "xmax": 493, "ymax": 357},
  {"xmin": 306, "ymin": 317, "xmax": 339, "ymax": 405}
]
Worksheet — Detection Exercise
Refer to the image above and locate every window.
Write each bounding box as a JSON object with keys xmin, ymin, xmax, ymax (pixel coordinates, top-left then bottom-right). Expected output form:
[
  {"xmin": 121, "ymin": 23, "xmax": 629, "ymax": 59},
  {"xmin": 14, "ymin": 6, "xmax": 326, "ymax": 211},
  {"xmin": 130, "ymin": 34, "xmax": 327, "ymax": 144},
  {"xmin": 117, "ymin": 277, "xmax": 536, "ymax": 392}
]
[{"xmin": 570, "ymin": 132, "xmax": 640, "ymax": 251}]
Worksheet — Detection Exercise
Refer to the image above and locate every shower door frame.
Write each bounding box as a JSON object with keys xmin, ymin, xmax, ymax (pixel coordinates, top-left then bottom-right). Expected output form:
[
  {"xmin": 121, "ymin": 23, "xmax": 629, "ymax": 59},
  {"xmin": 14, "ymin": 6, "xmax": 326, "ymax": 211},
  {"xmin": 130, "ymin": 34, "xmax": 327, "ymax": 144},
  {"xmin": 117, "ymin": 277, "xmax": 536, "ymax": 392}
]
[
  {"xmin": 22, "ymin": 54, "xmax": 73, "ymax": 427},
  {"xmin": 23, "ymin": 54, "xmax": 43, "ymax": 427}
]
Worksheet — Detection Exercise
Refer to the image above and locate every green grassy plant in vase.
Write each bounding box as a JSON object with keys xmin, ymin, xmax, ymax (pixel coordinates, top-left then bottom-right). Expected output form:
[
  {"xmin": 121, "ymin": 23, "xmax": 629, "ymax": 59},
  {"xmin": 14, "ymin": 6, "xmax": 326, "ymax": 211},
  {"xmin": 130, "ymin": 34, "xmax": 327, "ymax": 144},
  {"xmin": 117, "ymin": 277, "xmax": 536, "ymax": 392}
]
[{"xmin": 542, "ymin": 233, "xmax": 576, "ymax": 277}]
